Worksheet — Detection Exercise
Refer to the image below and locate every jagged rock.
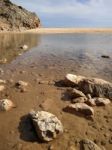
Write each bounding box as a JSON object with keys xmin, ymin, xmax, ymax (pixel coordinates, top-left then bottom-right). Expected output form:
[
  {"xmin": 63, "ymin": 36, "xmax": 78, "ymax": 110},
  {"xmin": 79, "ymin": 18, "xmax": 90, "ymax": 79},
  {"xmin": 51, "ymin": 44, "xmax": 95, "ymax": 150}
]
[
  {"xmin": 81, "ymin": 139, "xmax": 101, "ymax": 150},
  {"xmin": 29, "ymin": 110, "xmax": 63, "ymax": 142},
  {"xmin": 65, "ymin": 103, "xmax": 94, "ymax": 116},
  {"xmin": 94, "ymin": 97, "xmax": 110, "ymax": 106},
  {"xmin": 65, "ymin": 74, "xmax": 112, "ymax": 100},
  {"xmin": 0, "ymin": 0, "xmax": 40, "ymax": 31},
  {"xmin": 0, "ymin": 85, "xmax": 5, "ymax": 92},
  {"xmin": 72, "ymin": 97, "xmax": 87, "ymax": 103},
  {"xmin": 67, "ymin": 88, "xmax": 86, "ymax": 99},
  {"xmin": 0, "ymin": 99, "xmax": 15, "ymax": 111}
]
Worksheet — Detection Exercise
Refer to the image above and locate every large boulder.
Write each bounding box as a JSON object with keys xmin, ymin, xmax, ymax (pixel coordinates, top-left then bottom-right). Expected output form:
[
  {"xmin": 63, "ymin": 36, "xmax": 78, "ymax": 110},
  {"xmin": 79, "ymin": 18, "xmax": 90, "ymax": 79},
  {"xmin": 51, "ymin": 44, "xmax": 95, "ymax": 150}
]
[
  {"xmin": 0, "ymin": 0, "xmax": 40, "ymax": 31},
  {"xmin": 29, "ymin": 110, "xmax": 63, "ymax": 142}
]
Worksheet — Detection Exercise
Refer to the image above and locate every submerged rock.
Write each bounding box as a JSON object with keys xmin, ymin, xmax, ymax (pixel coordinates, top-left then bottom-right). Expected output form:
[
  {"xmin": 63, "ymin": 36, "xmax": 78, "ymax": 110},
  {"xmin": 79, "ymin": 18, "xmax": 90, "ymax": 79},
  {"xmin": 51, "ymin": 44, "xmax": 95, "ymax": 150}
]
[
  {"xmin": 0, "ymin": 99, "xmax": 15, "ymax": 111},
  {"xmin": 0, "ymin": 0, "xmax": 40, "ymax": 31},
  {"xmin": 29, "ymin": 110, "xmax": 63, "ymax": 142},
  {"xmin": 81, "ymin": 139, "xmax": 101, "ymax": 150},
  {"xmin": 65, "ymin": 103, "xmax": 94, "ymax": 116}
]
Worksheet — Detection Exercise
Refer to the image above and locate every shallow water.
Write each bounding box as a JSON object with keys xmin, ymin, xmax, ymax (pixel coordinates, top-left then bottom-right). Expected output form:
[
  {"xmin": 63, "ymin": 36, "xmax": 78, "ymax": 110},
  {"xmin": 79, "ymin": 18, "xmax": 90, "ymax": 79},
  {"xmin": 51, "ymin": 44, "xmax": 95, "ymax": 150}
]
[{"xmin": 0, "ymin": 33, "xmax": 112, "ymax": 81}]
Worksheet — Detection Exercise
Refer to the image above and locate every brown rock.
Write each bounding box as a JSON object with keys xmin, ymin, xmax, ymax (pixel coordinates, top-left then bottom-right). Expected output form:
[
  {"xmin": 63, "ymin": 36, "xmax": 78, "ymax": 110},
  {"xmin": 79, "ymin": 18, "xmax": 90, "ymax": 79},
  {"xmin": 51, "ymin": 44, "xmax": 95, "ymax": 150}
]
[
  {"xmin": 81, "ymin": 139, "xmax": 101, "ymax": 150},
  {"xmin": 72, "ymin": 97, "xmax": 86, "ymax": 103},
  {"xmin": 0, "ymin": 99, "xmax": 16, "ymax": 111},
  {"xmin": 66, "ymin": 103, "xmax": 94, "ymax": 116}
]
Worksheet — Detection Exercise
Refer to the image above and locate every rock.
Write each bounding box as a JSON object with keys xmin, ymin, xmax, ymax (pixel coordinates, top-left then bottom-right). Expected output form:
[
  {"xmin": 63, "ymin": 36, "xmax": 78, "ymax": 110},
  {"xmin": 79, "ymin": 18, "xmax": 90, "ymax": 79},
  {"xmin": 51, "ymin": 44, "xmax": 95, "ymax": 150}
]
[
  {"xmin": 65, "ymin": 74, "xmax": 112, "ymax": 100},
  {"xmin": 0, "ymin": 68, "xmax": 4, "ymax": 74},
  {"xmin": 65, "ymin": 74, "xmax": 85, "ymax": 86},
  {"xmin": 101, "ymin": 55, "xmax": 110, "ymax": 59},
  {"xmin": 0, "ymin": 58, "xmax": 7, "ymax": 64},
  {"xmin": 72, "ymin": 97, "xmax": 87, "ymax": 103},
  {"xmin": 20, "ymin": 45, "xmax": 28, "ymax": 50},
  {"xmin": 81, "ymin": 139, "xmax": 101, "ymax": 150},
  {"xmin": 0, "ymin": 79, "xmax": 6, "ymax": 83},
  {"xmin": 0, "ymin": 85, "xmax": 5, "ymax": 92},
  {"xmin": 16, "ymin": 80, "xmax": 28, "ymax": 88},
  {"xmin": 0, "ymin": 0, "xmax": 40, "ymax": 31},
  {"xmin": 67, "ymin": 88, "xmax": 86, "ymax": 99},
  {"xmin": 86, "ymin": 99, "xmax": 96, "ymax": 106},
  {"xmin": 0, "ymin": 99, "xmax": 16, "ymax": 111},
  {"xmin": 29, "ymin": 110, "xmax": 63, "ymax": 142},
  {"xmin": 65, "ymin": 103, "xmax": 94, "ymax": 116},
  {"xmin": 94, "ymin": 97, "xmax": 111, "ymax": 106}
]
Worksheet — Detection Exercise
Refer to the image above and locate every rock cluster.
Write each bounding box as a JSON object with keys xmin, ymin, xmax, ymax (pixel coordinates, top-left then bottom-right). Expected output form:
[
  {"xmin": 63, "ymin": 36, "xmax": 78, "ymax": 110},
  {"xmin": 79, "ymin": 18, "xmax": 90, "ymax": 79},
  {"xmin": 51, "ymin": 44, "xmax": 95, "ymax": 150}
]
[
  {"xmin": 64, "ymin": 74, "xmax": 112, "ymax": 117},
  {"xmin": 0, "ymin": 0, "xmax": 40, "ymax": 31}
]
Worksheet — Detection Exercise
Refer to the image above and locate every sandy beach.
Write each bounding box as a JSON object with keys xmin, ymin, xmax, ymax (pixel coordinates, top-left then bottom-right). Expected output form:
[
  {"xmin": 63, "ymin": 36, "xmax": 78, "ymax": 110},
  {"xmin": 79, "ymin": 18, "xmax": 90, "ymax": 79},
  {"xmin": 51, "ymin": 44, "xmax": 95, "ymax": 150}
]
[{"xmin": 1, "ymin": 28, "xmax": 112, "ymax": 34}]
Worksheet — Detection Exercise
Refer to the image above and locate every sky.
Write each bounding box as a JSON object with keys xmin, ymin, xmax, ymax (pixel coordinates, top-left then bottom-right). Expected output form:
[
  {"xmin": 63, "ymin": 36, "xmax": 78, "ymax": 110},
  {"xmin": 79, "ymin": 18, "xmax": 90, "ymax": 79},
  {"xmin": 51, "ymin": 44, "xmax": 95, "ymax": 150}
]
[{"xmin": 11, "ymin": 0, "xmax": 112, "ymax": 27}]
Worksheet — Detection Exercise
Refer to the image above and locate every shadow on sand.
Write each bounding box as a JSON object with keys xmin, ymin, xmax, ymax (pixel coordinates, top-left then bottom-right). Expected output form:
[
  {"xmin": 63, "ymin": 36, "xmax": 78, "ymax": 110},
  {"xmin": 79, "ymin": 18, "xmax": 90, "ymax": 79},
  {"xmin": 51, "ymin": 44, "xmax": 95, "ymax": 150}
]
[{"xmin": 18, "ymin": 114, "xmax": 42, "ymax": 143}]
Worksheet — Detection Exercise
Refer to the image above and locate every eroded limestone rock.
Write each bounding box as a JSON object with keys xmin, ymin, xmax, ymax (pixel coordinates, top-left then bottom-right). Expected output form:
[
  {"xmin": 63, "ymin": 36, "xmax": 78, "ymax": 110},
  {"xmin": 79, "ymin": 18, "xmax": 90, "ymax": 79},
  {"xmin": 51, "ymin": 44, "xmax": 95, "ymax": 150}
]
[{"xmin": 29, "ymin": 110, "xmax": 63, "ymax": 142}]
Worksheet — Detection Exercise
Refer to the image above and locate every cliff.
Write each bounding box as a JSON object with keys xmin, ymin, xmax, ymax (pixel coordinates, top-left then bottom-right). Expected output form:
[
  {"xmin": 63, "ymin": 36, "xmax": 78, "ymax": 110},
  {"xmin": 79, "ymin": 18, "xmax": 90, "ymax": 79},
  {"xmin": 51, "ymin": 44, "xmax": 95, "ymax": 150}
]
[{"xmin": 0, "ymin": 0, "xmax": 40, "ymax": 31}]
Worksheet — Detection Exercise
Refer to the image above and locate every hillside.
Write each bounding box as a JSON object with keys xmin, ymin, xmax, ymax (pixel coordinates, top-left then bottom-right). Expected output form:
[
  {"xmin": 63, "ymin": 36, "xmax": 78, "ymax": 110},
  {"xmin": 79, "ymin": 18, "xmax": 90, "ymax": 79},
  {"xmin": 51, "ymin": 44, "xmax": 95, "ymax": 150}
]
[{"xmin": 0, "ymin": 0, "xmax": 40, "ymax": 31}]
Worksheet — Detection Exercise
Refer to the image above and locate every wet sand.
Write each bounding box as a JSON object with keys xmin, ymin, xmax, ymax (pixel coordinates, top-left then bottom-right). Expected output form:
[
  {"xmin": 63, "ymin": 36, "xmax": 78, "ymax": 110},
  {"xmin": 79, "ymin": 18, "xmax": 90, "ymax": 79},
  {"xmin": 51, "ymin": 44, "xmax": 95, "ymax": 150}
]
[{"xmin": 0, "ymin": 33, "xmax": 112, "ymax": 150}]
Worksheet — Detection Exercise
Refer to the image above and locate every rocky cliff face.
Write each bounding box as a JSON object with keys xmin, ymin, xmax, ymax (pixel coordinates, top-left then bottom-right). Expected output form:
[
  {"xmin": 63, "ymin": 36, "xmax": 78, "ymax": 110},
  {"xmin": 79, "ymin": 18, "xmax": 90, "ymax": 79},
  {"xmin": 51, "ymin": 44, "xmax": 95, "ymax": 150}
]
[{"xmin": 0, "ymin": 0, "xmax": 40, "ymax": 31}]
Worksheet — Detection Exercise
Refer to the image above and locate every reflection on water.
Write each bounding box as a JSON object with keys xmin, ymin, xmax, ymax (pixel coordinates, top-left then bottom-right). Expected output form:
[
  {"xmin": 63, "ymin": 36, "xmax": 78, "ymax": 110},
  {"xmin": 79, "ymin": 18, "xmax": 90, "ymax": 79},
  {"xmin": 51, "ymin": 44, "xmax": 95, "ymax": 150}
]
[
  {"xmin": 0, "ymin": 33, "xmax": 112, "ymax": 80},
  {"xmin": 0, "ymin": 33, "xmax": 40, "ymax": 63}
]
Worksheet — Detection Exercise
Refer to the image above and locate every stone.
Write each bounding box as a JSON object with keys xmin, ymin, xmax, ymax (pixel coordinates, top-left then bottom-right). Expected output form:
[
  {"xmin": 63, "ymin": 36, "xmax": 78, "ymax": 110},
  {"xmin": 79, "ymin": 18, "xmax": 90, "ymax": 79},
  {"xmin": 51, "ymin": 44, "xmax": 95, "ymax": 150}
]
[
  {"xmin": 65, "ymin": 74, "xmax": 85, "ymax": 86},
  {"xmin": 66, "ymin": 103, "xmax": 94, "ymax": 116},
  {"xmin": 78, "ymin": 77, "xmax": 112, "ymax": 100},
  {"xmin": 16, "ymin": 80, "xmax": 28, "ymax": 88},
  {"xmin": 0, "ymin": 79, "xmax": 6, "ymax": 84},
  {"xmin": 0, "ymin": 85, "xmax": 5, "ymax": 92},
  {"xmin": 0, "ymin": 58, "xmax": 7, "ymax": 64},
  {"xmin": 20, "ymin": 45, "xmax": 28, "ymax": 50},
  {"xmin": 0, "ymin": 68, "xmax": 4, "ymax": 74},
  {"xmin": 101, "ymin": 55, "xmax": 110, "ymax": 59},
  {"xmin": 0, "ymin": 99, "xmax": 16, "ymax": 111},
  {"xmin": 86, "ymin": 98, "xmax": 96, "ymax": 106},
  {"xmin": 94, "ymin": 97, "xmax": 111, "ymax": 106},
  {"xmin": 72, "ymin": 97, "xmax": 86, "ymax": 103},
  {"xmin": 81, "ymin": 139, "xmax": 101, "ymax": 150},
  {"xmin": 29, "ymin": 110, "xmax": 63, "ymax": 142},
  {"xmin": 67, "ymin": 88, "xmax": 86, "ymax": 99},
  {"xmin": 65, "ymin": 74, "xmax": 112, "ymax": 100}
]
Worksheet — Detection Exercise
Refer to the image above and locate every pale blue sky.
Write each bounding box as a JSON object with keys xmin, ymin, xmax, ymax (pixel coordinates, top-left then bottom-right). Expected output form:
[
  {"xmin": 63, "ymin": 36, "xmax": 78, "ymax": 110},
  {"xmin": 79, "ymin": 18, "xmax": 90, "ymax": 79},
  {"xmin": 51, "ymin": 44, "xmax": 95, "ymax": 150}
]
[{"xmin": 11, "ymin": 0, "xmax": 112, "ymax": 27}]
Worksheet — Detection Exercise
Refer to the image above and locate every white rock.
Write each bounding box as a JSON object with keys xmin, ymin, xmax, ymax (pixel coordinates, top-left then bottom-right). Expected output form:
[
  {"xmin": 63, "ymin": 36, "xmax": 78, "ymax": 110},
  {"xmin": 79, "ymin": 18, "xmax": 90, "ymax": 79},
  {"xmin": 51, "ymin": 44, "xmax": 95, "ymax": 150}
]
[
  {"xmin": 16, "ymin": 80, "xmax": 28, "ymax": 87},
  {"xmin": 65, "ymin": 74, "xmax": 85, "ymax": 86},
  {"xmin": 30, "ymin": 110, "xmax": 63, "ymax": 142},
  {"xmin": 21, "ymin": 45, "xmax": 28, "ymax": 50},
  {"xmin": 0, "ymin": 99, "xmax": 15, "ymax": 111},
  {"xmin": 66, "ymin": 103, "xmax": 94, "ymax": 116}
]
